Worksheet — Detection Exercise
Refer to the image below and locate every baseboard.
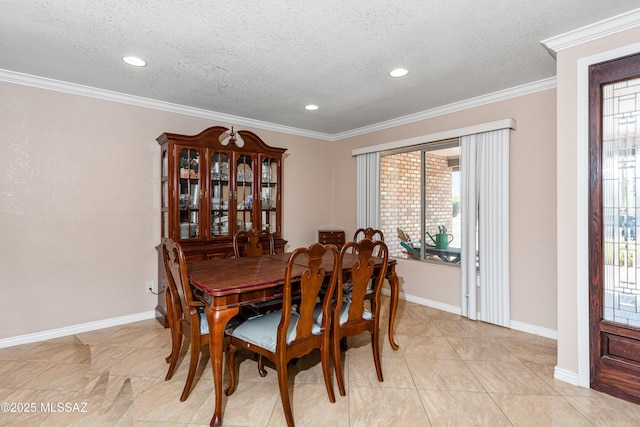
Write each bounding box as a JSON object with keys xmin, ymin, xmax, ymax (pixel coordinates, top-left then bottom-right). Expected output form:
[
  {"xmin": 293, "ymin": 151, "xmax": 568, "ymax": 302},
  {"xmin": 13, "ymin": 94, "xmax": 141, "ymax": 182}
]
[
  {"xmin": 381, "ymin": 288, "xmax": 558, "ymax": 340},
  {"xmin": 0, "ymin": 310, "xmax": 157, "ymax": 349},
  {"xmin": 380, "ymin": 287, "xmax": 462, "ymax": 315},
  {"xmin": 3, "ymin": 292, "xmax": 558, "ymax": 349},
  {"xmin": 510, "ymin": 320, "xmax": 558, "ymax": 340},
  {"xmin": 554, "ymin": 366, "xmax": 580, "ymax": 386}
]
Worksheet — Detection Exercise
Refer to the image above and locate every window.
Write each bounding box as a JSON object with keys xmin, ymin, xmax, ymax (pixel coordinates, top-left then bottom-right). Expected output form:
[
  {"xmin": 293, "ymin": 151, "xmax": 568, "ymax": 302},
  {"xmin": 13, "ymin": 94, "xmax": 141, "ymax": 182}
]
[
  {"xmin": 355, "ymin": 120, "xmax": 512, "ymax": 325},
  {"xmin": 380, "ymin": 139, "xmax": 462, "ymax": 265}
]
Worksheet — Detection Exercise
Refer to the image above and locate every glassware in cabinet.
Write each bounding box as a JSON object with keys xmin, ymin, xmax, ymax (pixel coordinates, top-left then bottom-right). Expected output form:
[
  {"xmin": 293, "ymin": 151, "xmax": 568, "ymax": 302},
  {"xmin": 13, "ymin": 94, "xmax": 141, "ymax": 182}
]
[
  {"xmin": 236, "ymin": 154, "xmax": 254, "ymax": 232},
  {"xmin": 178, "ymin": 148, "xmax": 200, "ymax": 239},
  {"xmin": 260, "ymin": 156, "xmax": 280, "ymax": 233},
  {"xmin": 210, "ymin": 152, "xmax": 230, "ymax": 237}
]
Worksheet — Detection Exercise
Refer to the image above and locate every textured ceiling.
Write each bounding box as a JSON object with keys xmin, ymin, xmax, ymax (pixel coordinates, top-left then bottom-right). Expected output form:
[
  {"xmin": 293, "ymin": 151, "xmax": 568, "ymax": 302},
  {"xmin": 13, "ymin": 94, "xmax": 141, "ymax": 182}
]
[{"xmin": 1, "ymin": 1, "xmax": 639, "ymax": 136}]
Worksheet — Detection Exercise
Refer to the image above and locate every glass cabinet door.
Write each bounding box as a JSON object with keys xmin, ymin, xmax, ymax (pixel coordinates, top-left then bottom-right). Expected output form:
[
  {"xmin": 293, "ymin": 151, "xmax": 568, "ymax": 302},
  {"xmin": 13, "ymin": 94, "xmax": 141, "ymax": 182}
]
[
  {"xmin": 161, "ymin": 148, "xmax": 169, "ymax": 238},
  {"xmin": 210, "ymin": 152, "xmax": 230, "ymax": 237},
  {"xmin": 178, "ymin": 148, "xmax": 201, "ymax": 240},
  {"xmin": 236, "ymin": 154, "xmax": 254, "ymax": 232},
  {"xmin": 261, "ymin": 156, "xmax": 280, "ymax": 233}
]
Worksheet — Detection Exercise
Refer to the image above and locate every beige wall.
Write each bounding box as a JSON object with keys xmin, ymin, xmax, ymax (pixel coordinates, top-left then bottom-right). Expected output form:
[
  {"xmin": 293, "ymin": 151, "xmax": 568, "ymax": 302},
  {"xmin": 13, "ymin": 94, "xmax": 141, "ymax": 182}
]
[
  {"xmin": 1, "ymin": 75, "xmax": 558, "ymax": 341},
  {"xmin": 331, "ymin": 89, "xmax": 558, "ymax": 330},
  {"xmin": 0, "ymin": 81, "xmax": 332, "ymax": 338},
  {"xmin": 555, "ymin": 27, "xmax": 640, "ymax": 378}
]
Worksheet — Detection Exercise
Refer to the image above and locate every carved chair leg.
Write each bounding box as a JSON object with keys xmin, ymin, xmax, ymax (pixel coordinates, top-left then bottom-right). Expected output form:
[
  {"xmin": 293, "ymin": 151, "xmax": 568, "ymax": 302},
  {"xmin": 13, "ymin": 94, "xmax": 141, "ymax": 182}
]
[
  {"xmin": 165, "ymin": 323, "xmax": 183, "ymax": 381},
  {"xmin": 276, "ymin": 359, "xmax": 295, "ymax": 427},
  {"xmin": 165, "ymin": 333, "xmax": 182, "ymax": 380},
  {"xmin": 371, "ymin": 327, "xmax": 383, "ymax": 382},
  {"xmin": 321, "ymin": 337, "xmax": 335, "ymax": 403},
  {"xmin": 165, "ymin": 289, "xmax": 181, "ymax": 366},
  {"xmin": 333, "ymin": 332, "xmax": 346, "ymax": 397},
  {"xmin": 180, "ymin": 331, "xmax": 200, "ymax": 402}
]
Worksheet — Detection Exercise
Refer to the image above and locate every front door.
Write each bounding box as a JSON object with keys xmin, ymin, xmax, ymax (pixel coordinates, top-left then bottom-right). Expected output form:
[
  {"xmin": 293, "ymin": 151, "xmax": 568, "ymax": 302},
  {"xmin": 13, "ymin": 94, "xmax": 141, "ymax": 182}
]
[{"xmin": 589, "ymin": 52, "xmax": 640, "ymax": 403}]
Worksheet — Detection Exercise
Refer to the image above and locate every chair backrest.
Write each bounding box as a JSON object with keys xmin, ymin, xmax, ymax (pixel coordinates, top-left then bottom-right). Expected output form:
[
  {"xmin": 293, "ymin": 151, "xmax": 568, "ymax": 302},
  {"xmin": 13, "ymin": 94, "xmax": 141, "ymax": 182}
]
[
  {"xmin": 397, "ymin": 228, "xmax": 412, "ymax": 242},
  {"xmin": 280, "ymin": 243, "xmax": 339, "ymax": 348},
  {"xmin": 353, "ymin": 227, "xmax": 384, "ymax": 257},
  {"xmin": 337, "ymin": 239, "xmax": 389, "ymax": 324},
  {"xmin": 353, "ymin": 227, "xmax": 384, "ymax": 243},
  {"xmin": 233, "ymin": 229, "xmax": 275, "ymax": 258},
  {"xmin": 162, "ymin": 238, "xmax": 196, "ymax": 321}
]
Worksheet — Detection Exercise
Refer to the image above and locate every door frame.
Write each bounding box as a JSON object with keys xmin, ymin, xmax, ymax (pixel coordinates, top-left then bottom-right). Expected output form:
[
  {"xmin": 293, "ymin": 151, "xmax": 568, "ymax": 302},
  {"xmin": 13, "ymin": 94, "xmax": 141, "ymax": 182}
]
[{"xmin": 576, "ymin": 41, "xmax": 640, "ymax": 388}]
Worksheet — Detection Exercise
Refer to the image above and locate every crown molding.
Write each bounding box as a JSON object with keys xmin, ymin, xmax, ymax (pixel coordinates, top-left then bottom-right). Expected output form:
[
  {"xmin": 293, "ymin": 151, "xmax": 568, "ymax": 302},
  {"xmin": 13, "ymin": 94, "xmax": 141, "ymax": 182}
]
[
  {"xmin": 0, "ymin": 68, "xmax": 333, "ymax": 141},
  {"xmin": 1, "ymin": 68, "xmax": 555, "ymax": 142},
  {"xmin": 541, "ymin": 8, "xmax": 640, "ymax": 55},
  {"xmin": 352, "ymin": 118, "xmax": 516, "ymax": 156},
  {"xmin": 333, "ymin": 77, "xmax": 556, "ymax": 141}
]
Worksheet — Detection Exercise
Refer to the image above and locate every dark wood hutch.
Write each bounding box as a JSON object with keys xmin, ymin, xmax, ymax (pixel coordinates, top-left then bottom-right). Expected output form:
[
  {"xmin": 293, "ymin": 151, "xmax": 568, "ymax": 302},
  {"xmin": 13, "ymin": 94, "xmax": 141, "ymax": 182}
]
[{"xmin": 155, "ymin": 126, "xmax": 287, "ymax": 324}]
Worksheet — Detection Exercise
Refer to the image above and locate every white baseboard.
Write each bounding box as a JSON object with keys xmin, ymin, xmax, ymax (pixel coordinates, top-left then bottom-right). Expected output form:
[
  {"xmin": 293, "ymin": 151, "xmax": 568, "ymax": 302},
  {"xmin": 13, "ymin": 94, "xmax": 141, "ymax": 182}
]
[
  {"xmin": 2, "ymin": 291, "xmax": 559, "ymax": 349},
  {"xmin": 381, "ymin": 288, "xmax": 558, "ymax": 340},
  {"xmin": 554, "ymin": 366, "xmax": 580, "ymax": 386},
  {"xmin": 510, "ymin": 320, "xmax": 558, "ymax": 340},
  {"xmin": 380, "ymin": 287, "xmax": 462, "ymax": 315},
  {"xmin": 0, "ymin": 310, "xmax": 157, "ymax": 349}
]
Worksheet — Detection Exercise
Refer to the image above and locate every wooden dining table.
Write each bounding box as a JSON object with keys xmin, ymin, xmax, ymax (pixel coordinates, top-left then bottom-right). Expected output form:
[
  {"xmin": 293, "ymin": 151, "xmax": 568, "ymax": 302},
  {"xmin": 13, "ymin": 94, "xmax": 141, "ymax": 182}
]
[{"xmin": 188, "ymin": 251, "xmax": 399, "ymax": 427}]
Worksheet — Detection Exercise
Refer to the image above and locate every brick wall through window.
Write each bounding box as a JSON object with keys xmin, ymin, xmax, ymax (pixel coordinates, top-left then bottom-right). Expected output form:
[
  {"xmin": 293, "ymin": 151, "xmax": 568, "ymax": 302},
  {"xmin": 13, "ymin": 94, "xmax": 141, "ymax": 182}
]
[{"xmin": 380, "ymin": 151, "xmax": 454, "ymax": 258}]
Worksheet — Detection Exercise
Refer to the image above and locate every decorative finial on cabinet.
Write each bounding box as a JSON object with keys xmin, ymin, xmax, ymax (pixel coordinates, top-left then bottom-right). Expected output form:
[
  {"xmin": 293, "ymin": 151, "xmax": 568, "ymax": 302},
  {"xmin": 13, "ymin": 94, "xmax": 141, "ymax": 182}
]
[{"xmin": 220, "ymin": 126, "xmax": 244, "ymax": 147}]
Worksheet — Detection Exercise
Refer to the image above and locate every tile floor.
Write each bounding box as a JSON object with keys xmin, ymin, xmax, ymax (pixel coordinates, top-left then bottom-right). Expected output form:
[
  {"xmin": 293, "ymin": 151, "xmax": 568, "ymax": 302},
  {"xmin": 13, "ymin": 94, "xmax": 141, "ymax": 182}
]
[{"xmin": 2, "ymin": 297, "xmax": 640, "ymax": 426}]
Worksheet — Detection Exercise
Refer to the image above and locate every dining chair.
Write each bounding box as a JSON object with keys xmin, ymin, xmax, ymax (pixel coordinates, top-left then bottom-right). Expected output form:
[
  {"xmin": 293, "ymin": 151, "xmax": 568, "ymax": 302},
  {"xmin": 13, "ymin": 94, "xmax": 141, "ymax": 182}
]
[
  {"xmin": 349, "ymin": 227, "xmax": 385, "ymax": 300},
  {"xmin": 233, "ymin": 228, "xmax": 275, "ymax": 258},
  {"xmin": 396, "ymin": 227, "xmax": 412, "ymax": 243},
  {"xmin": 397, "ymin": 227, "xmax": 421, "ymax": 259},
  {"xmin": 400, "ymin": 241, "xmax": 421, "ymax": 259},
  {"xmin": 224, "ymin": 243, "xmax": 339, "ymax": 427},
  {"xmin": 161, "ymin": 237, "xmax": 209, "ymax": 402},
  {"xmin": 331, "ymin": 238, "xmax": 389, "ymax": 396},
  {"xmin": 233, "ymin": 228, "xmax": 280, "ymax": 376},
  {"xmin": 353, "ymin": 227, "xmax": 384, "ymax": 243}
]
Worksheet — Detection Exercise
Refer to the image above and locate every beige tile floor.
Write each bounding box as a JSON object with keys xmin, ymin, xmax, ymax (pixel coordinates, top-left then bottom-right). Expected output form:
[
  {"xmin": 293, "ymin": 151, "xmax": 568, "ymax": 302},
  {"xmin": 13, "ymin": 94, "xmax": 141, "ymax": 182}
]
[{"xmin": 2, "ymin": 297, "xmax": 640, "ymax": 426}]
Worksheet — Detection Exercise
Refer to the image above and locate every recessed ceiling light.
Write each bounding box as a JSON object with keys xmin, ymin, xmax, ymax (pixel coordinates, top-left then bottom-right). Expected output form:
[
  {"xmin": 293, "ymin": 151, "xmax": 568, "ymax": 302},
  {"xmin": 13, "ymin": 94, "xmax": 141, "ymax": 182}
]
[
  {"xmin": 305, "ymin": 104, "xmax": 319, "ymax": 111},
  {"xmin": 122, "ymin": 56, "xmax": 146, "ymax": 67},
  {"xmin": 389, "ymin": 68, "xmax": 408, "ymax": 78}
]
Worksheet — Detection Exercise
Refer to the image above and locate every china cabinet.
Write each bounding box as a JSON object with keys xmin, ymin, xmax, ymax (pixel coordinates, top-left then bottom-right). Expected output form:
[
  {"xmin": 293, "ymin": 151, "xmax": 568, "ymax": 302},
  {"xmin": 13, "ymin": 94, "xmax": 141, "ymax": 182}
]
[{"xmin": 155, "ymin": 126, "xmax": 287, "ymax": 324}]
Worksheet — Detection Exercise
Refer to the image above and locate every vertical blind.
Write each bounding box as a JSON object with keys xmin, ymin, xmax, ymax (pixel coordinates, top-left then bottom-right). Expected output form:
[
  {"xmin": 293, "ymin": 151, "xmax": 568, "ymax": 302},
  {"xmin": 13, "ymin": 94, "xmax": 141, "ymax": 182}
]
[
  {"xmin": 356, "ymin": 152, "xmax": 381, "ymax": 229},
  {"xmin": 353, "ymin": 119, "xmax": 513, "ymax": 327},
  {"xmin": 461, "ymin": 128, "xmax": 510, "ymax": 327}
]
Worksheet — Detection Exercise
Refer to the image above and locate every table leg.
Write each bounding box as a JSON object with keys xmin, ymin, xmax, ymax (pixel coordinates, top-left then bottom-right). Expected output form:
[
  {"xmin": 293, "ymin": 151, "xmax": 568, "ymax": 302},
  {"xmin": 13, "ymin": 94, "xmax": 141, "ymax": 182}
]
[
  {"xmin": 386, "ymin": 266, "xmax": 400, "ymax": 351},
  {"xmin": 205, "ymin": 305, "xmax": 239, "ymax": 427}
]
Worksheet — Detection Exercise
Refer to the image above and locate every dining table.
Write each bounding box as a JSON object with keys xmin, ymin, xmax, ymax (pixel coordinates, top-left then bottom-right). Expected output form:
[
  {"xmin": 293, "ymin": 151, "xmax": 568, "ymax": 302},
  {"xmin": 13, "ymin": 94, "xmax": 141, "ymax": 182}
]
[{"xmin": 187, "ymin": 251, "xmax": 399, "ymax": 427}]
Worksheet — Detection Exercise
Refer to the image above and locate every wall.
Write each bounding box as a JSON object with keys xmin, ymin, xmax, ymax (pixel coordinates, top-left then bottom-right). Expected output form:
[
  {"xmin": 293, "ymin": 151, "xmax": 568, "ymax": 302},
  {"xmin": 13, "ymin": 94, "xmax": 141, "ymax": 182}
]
[
  {"xmin": 0, "ymin": 81, "xmax": 333, "ymax": 339},
  {"xmin": 555, "ymin": 27, "xmax": 640, "ymax": 380},
  {"xmin": 331, "ymin": 89, "xmax": 558, "ymax": 331},
  {"xmin": 0, "ymin": 76, "xmax": 558, "ymax": 341}
]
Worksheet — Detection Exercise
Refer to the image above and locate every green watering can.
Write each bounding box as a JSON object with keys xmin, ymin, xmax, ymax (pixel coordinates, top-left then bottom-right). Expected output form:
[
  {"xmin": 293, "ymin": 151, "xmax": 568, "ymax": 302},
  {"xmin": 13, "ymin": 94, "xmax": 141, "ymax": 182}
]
[{"xmin": 427, "ymin": 225, "xmax": 454, "ymax": 250}]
